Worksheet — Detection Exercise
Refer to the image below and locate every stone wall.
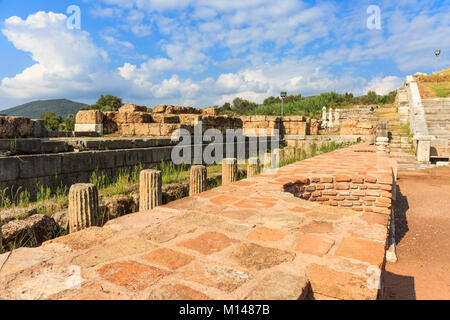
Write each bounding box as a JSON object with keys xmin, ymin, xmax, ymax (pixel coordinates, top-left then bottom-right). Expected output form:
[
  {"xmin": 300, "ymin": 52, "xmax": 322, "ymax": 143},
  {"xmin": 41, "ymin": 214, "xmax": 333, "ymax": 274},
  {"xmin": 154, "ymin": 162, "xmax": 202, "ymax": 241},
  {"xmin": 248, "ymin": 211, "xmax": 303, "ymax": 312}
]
[
  {"xmin": 283, "ymin": 172, "xmax": 393, "ymax": 215},
  {"xmin": 0, "ymin": 116, "xmax": 47, "ymax": 139},
  {"xmin": 339, "ymin": 118, "xmax": 377, "ymax": 135},
  {"xmin": 76, "ymin": 104, "xmax": 318, "ymax": 137},
  {"xmin": 0, "ymin": 137, "xmax": 276, "ymax": 196}
]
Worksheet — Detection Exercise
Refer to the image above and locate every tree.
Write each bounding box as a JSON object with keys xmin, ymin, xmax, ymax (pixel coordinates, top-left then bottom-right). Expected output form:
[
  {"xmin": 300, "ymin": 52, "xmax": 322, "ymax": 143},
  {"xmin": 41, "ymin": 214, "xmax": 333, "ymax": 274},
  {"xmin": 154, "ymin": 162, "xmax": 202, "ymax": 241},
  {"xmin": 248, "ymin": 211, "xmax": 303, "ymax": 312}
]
[
  {"xmin": 284, "ymin": 94, "xmax": 302, "ymax": 103},
  {"xmin": 41, "ymin": 112, "xmax": 63, "ymax": 131},
  {"xmin": 361, "ymin": 91, "xmax": 379, "ymax": 105},
  {"xmin": 232, "ymin": 97, "xmax": 258, "ymax": 112},
  {"xmin": 94, "ymin": 94, "xmax": 122, "ymax": 111},
  {"xmin": 60, "ymin": 114, "xmax": 75, "ymax": 131},
  {"xmin": 263, "ymin": 96, "xmax": 281, "ymax": 105},
  {"xmin": 83, "ymin": 94, "xmax": 123, "ymax": 111}
]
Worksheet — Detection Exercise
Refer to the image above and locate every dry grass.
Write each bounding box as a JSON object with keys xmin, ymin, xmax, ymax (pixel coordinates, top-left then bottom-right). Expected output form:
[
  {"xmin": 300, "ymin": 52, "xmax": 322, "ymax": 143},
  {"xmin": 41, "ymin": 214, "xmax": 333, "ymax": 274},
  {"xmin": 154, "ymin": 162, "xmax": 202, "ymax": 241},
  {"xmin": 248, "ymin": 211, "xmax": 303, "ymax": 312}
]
[{"xmin": 415, "ymin": 67, "xmax": 450, "ymax": 98}]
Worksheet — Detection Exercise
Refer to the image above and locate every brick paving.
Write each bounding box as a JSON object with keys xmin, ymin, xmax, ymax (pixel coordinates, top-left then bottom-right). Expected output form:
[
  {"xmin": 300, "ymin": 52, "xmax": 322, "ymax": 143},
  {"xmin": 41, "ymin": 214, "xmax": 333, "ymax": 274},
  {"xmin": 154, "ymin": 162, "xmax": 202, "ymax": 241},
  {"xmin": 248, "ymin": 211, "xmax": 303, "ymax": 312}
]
[{"xmin": 0, "ymin": 143, "xmax": 395, "ymax": 300}]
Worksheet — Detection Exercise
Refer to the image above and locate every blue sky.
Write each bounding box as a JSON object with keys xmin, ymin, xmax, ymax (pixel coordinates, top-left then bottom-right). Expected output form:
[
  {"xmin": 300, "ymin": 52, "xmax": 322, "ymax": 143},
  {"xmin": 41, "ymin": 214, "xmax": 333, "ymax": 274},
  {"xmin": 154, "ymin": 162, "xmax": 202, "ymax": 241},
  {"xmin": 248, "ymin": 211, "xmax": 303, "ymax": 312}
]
[{"xmin": 0, "ymin": 0, "xmax": 449, "ymax": 110}]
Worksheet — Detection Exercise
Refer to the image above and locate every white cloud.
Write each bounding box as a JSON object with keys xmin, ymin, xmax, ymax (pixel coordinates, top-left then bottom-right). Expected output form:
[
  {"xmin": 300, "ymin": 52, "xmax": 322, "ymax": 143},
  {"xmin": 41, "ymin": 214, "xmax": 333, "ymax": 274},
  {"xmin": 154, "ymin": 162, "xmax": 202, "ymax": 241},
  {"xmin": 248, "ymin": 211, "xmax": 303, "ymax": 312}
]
[
  {"xmin": 0, "ymin": 11, "xmax": 123, "ymax": 101},
  {"xmin": 102, "ymin": 35, "xmax": 134, "ymax": 49},
  {"xmin": 89, "ymin": 5, "xmax": 123, "ymax": 18},
  {"xmin": 364, "ymin": 76, "xmax": 404, "ymax": 95}
]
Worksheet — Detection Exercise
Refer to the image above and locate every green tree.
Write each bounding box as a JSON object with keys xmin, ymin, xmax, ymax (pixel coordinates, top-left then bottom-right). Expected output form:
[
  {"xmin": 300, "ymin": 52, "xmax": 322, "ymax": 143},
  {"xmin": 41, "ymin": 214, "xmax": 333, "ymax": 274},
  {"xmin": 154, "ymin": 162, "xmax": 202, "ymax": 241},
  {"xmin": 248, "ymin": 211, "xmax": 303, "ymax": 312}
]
[
  {"xmin": 361, "ymin": 91, "xmax": 379, "ymax": 105},
  {"xmin": 83, "ymin": 94, "xmax": 123, "ymax": 111},
  {"xmin": 60, "ymin": 114, "xmax": 75, "ymax": 131},
  {"xmin": 40, "ymin": 112, "xmax": 63, "ymax": 131},
  {"xmin": 263, "ymin": 96, "xmax": 281, "ymax": 105},
  {"xmin": 284, "ymin": 94, "xmax": 302, "ymax": 103},
  {"xmin": 232, "ymin": 97, "xmax": 258, "ymax": 113}
]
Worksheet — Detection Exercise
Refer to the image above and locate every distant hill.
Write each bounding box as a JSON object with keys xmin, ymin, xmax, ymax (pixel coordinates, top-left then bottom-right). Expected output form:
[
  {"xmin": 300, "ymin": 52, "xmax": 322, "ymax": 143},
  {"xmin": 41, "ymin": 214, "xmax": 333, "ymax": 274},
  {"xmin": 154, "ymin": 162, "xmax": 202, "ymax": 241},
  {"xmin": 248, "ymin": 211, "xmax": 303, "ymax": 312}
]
[{"xmin": 1, "ymin": 99, "xmax": 87, "ymax": 119}]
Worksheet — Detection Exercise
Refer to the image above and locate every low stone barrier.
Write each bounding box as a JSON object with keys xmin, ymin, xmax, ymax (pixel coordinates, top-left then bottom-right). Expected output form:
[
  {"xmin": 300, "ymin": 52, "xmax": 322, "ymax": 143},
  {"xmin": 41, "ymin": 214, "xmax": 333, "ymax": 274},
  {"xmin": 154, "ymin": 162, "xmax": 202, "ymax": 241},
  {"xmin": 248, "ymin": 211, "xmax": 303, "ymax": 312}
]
[{"xmin": 0, "ymin": 137, "xmax": 277, "ymax": 196}]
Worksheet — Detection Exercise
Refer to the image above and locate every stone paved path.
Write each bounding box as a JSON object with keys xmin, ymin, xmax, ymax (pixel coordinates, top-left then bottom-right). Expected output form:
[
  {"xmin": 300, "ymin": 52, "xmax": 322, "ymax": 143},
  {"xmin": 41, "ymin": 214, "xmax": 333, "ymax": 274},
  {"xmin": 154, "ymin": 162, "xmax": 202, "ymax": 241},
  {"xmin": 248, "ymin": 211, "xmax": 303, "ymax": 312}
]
[{"xmin": 0, "ymin": 144, "xmax": 395, "ymax": 300}]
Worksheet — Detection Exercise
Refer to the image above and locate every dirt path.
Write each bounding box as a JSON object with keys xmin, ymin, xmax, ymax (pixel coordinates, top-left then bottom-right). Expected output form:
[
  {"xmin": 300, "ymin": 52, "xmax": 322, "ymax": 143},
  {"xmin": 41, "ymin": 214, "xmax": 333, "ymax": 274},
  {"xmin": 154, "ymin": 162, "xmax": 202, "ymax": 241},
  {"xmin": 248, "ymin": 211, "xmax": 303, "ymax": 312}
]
[{"xmin": 384, "ymin": 167, "xmax": 450, "ymax": 300}]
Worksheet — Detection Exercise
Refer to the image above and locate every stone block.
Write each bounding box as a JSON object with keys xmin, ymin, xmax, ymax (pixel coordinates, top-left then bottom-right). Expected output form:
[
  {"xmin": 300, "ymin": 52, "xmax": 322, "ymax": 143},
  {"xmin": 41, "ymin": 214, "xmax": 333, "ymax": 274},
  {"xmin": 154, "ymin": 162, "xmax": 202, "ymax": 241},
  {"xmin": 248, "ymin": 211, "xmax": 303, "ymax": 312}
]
[
  {"xmin": 306, "ymin": 264, "xmax": 378, "ymax": 300},
  {"xmin": 75, "ymin": 110, "xmax": 103, "ymax": 124}
]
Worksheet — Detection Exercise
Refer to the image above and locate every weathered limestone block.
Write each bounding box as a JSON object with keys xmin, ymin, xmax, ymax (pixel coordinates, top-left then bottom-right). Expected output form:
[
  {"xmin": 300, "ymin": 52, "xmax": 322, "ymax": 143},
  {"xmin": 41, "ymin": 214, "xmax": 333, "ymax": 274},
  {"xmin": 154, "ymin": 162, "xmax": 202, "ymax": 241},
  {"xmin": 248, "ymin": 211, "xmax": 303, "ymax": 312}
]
[
  {"xmin": 139, "ymin": 169, "xmax": 162, "ymax": 211},
  {"xmin": 202, "ymin": 107, "xmax": 218, "ymax": 116},
  {"xmin": 1, "ymin": 214, "xmax": 59, "ymax": 248},
  {"xmin": 75, "ymin": 110, "xmax": 104, "ymax": 134},
  {"xmin": 310, "ymin": 119, "xmax": 320, "ymax": 135},
  {"xmin": 68, "ymin": 183, "xmax": 99, "ymax": 233},
  {"xmin": 189, "ymin": 165, "xmax": 207, "ymax": 196},
  {"xmin": 0, "ymin": 116, "xmax": 35, "ymax": 138},
  {"xmin": 75, "ymin": 110, "xmax": 103, "ymax": 124},
  {"xmin": 151, "ymin": 114, "xmax": 180, "ymax": 124},
  {"xmin": 247, "ymin": 157, "xmax": 260, "ymax": 177},
  {"xmin": 222, "ymin": 158, "xmax": 237, "ymax": 185},
  {"xmin": 119, "ymin": 104, "xmax": 147, "ymax": 113}
]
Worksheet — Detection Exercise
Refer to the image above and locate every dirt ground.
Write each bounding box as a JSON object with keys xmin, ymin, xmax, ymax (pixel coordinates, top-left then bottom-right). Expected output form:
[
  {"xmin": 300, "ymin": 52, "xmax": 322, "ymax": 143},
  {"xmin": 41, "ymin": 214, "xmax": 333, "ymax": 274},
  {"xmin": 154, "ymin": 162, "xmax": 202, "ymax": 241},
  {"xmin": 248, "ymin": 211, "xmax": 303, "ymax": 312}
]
[{"xmin": 384, "ymin": 167, "xmax": 450, "ymax": 300}]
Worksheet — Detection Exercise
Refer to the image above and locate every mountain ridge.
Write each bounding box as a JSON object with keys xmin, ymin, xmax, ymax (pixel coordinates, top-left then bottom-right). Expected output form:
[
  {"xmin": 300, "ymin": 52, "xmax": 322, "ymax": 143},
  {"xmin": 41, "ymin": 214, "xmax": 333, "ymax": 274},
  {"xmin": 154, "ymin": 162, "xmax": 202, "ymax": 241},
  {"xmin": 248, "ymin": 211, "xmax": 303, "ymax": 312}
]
[{"xmin": 0, "ymin": 99, "xmax": 87, "ymax": 119}]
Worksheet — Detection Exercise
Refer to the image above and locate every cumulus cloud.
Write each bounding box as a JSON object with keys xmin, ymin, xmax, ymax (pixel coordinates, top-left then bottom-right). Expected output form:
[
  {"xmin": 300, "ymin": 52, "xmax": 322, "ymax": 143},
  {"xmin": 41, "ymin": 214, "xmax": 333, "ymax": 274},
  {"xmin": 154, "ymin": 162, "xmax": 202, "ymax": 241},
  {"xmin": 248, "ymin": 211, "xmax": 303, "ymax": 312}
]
[
  {"xmin": 0, "ymin": 11, "xmax": 112, "ymax": 100},
  {"xmin": 1, "ymin": 1, "xmax": 449, "ymax": 109},
  {"xmin": 364, "ymin": 76, "xmax": 404, "ymax": 95}
]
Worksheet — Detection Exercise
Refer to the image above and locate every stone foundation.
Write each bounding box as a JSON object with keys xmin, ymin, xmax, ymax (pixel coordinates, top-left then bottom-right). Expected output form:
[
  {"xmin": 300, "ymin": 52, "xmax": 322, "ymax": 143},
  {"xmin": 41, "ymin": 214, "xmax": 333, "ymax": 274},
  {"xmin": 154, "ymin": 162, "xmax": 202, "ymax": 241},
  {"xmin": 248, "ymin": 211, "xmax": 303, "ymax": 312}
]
[{"xmin": 0, "ymin": 143, "xmax": 396, "ymax": 300}]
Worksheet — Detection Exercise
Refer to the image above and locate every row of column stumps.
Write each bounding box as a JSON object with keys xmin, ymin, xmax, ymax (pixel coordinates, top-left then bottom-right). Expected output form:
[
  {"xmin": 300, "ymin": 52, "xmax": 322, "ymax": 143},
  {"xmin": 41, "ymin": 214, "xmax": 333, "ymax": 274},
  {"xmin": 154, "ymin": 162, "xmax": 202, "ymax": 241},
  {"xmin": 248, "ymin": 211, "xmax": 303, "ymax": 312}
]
[{"xmin": 65, "ymin": 147, "xmax": 296, "ymax": 234}]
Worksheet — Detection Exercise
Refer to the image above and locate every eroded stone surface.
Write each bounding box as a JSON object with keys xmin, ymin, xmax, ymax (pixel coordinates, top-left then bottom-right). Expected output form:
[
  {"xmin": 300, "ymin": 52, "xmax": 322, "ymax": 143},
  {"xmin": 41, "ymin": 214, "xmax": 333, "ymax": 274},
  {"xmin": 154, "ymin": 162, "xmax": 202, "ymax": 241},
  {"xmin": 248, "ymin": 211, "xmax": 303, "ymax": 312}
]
[
  {"xmin": 177, "ymin": 232, "xmax": 237, "ymax": 255},
  {"xmin": 142, "ymin": 248, "xmax": 195, "ymax": 270},
  {"xmin": 178, "ymin": 263, "xmax": 250, "ymax": 293},
  {"xmin": 97, "ymin": 260, "xmax": 170, "ymax": 291},
  {"xmin": 232, "ymin": 243, "xmax": 295, "ymax": 270},
  {"xmin": 306, "ymin": 264, "xmax": 378, "ymax": 300},
  {"xmin": 295, "ymin": 234, "xmax": 335, "ymax": 257},
  {"xmin": 246, "ymin": 272, "xmax": 309, "ymax": 300},
  {"xmin": 148, "ymin": 283, "xmax": 210, "ymax": 300},
  {"xmin": 72, "ymin": 237, "xmax": 155, "ymax": 268}
]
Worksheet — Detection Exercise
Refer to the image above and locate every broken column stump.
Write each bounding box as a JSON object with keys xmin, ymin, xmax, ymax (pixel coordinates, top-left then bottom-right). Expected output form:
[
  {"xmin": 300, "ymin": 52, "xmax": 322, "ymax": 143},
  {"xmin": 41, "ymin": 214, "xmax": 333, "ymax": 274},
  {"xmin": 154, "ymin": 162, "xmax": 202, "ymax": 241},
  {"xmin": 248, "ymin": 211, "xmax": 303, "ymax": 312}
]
[
  {"xmin": 189, "ymin": 165, "xmax": 207, "ymax": 196},
  {"xmin": 264, "ymin": 153, "xmax": 272, "ymax": 170},
  {"xmin": 247, "ymin": 157, "xmax": 260, "ymax": 177},
  {"xmin": 68, "ymin": 183, "xmax": 99, "ymax": 233},
  {"xmin": 222, "ymin": 158, "xmax": 237, "ymax": 185},
  {"xmin": 139, "ymin": 169, "xmax": 162, "ymax": 211}
]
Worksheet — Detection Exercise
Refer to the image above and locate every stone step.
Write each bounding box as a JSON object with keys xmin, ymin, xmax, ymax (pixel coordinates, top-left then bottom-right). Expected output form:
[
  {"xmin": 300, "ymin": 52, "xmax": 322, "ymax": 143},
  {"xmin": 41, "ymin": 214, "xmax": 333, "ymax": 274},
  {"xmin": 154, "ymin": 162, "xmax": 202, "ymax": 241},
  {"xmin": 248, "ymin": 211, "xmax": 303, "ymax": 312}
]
[
  {"xmin": 390, "ymin": 152, "xmax": 416, "ymax": 159},
  {"xmin": 428, "ymin": 130, "xmax": 450, "ymax": 135},
  {"xmin": 390, "ymin": 145, "xmax": 412, "ymax": 150}
]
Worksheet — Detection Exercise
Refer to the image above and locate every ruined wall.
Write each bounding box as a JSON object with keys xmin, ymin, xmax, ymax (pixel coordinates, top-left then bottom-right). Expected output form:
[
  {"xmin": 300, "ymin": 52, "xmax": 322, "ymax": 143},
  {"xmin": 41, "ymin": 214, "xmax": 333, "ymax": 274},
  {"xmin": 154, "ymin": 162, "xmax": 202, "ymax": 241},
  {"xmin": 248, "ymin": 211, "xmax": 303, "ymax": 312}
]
[
  {"xmin": 242, "ymin": 116, "xmax": 318, "ymax": 136},
  {"xmin": 0, "ymin": 116, "xmax": 47, "ymax": 139},
  {"xmin": 76, "ymin": 104, "xmax": 319, "ymax": 137},
  {"xmin": 0, "ymin": 137, "xmax": 276, "ymax": 196},
  {"xmin": 332, "ymin": 106, "xmax": 378, "ymax": 135},
  {"xmin": 339, "ymin": 118, "xmax": 377, "ymax": 135}
]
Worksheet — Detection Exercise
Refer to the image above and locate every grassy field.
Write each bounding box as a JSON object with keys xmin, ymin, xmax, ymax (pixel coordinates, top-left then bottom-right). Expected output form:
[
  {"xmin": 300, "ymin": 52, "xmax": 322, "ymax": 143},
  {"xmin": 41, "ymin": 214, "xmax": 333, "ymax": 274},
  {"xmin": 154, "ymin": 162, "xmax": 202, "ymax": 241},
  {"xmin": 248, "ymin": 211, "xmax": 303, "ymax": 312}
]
[{"xmin": 415, "ymin": 67, "xmax": 450, "ymax": 98}]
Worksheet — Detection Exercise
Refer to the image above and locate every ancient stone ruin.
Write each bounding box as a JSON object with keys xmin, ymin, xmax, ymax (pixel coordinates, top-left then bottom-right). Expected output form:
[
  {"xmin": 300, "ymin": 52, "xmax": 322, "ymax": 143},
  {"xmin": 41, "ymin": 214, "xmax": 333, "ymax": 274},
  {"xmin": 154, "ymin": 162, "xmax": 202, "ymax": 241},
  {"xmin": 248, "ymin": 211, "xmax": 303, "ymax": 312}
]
[{"xmin": 3, "ymin": 88, "xmax": 446, "ymax": 300}]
